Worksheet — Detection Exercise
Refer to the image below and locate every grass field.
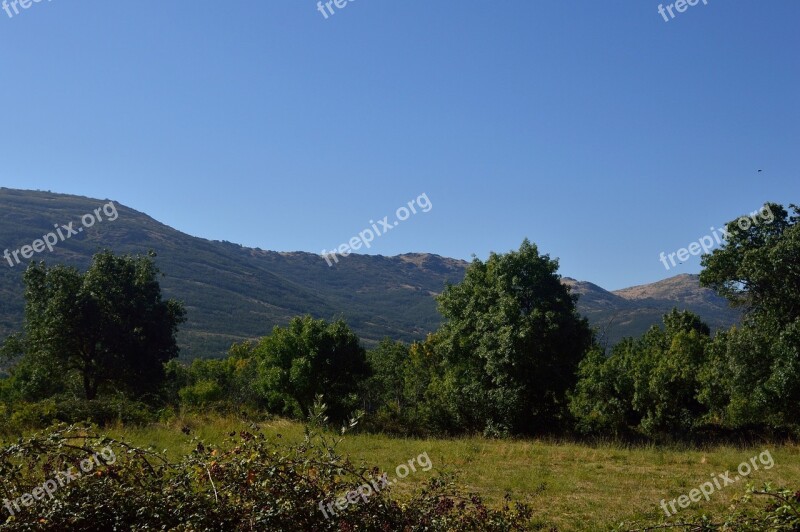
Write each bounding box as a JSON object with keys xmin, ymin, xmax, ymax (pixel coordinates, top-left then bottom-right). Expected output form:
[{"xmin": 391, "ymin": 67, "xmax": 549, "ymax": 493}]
[{"xmin": 93, "ymin": 414, "xmax": 800, "ymax": 531}]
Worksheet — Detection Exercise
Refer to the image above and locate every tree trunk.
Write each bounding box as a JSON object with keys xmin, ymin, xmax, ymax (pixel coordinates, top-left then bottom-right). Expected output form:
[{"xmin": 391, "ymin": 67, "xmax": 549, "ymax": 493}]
[{"xmin": 83, "ymin": 371, "xmax": 97, "ymax": 400}]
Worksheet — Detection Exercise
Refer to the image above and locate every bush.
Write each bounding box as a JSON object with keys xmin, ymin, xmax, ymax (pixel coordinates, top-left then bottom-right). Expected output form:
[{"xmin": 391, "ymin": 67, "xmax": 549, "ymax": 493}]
[
  {"xmin": 0, "ymin": 397, "xmax": 156, "ymax": 436},
  {"xmin": 6, "ymin": 400, "xmax": 58, "ymax": 432},
  {"xmin": 0, "ymin": 415, "xmax": 536, "ymax": 531},
  {"xmin": 178, "ymin": 379, "xmax": 224, "ymax": 407}
]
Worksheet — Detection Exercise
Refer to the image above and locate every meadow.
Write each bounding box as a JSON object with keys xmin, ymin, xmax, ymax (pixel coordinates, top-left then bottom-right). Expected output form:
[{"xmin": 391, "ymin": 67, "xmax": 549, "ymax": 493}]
[{"xmin": 102, "ymin": 414, "xmax": 800, "ymax": 531}]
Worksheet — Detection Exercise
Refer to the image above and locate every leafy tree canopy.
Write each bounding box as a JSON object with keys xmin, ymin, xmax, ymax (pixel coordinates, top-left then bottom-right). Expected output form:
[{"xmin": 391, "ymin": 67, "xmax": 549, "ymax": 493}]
[
  {"xmin": 250, "ymin": 316, "xmax": 370, "ymax": 422},
  {"xmin": 435, "ymin": 239, "xmax": 594, "ymax": 436},
  {"xmin": 700, "ymin": 203, "xmax": 800, "ymax": 428},
  {"xmin": 700, "ymin": 202, "xmax": 800, "ymax": 324},
  {"xmin": 1, "ymin": 250, "xmax": 185, "ymax": 401}
]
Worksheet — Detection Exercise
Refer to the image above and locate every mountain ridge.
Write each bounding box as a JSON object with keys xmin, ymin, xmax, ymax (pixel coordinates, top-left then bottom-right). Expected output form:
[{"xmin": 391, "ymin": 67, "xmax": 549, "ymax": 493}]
[{"xmin": 0, "ymin": 188, "xmax": 740, "ymax": 359}]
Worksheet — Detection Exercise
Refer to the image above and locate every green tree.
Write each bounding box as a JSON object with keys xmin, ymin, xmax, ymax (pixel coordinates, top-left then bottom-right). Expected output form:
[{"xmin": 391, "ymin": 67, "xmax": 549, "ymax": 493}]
[
  {"xmin": 252, "ymin": 316, "xmax": 370, "ymax": 422},
  {"xmin": 571, "ymin": 309, "xmax": 711, "ymax": 438},
  {"xmin": 398, "ymin": 333, "xmax": 461, "ymax": 435},
  {"xmin": 569, "ymin": 342, "xmax": 637, "ymax": 437},
  {"xmin": 365, "ymin": 338, "xmax": 409, "ymax": 411},
  {"xmin": 361, "ymin": 335, "xmax": 457, "ymax": 436},
  {"xmin": 171, "ymin": 348, "xmax": 260, "ymax": 410},
  {"xmin": 700, "ymin": 203, "xmax": 798, "ymax": 321},
  {"xmin": 1, "ymin": 250, "xmax": 186, "ymax": 401},
  {"xmin": 635, "ymin": 314, "xmax": 710, "ymax": 436},
  {"xmin": 699, "ymin": 203, "xmax": 800, "ymax": 429},
  {"xmin": 435, "ymin": 239, "xmax": 594, "ymax": 436}
]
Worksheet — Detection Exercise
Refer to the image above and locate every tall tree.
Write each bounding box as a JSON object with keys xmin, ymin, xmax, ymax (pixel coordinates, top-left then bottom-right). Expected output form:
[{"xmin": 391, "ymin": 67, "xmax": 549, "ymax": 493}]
[
  {"xmin": 699, "ymin": 203, "xmax": 800, "ymax": 427},
  {"xmin": 435, "ymin": 239, "xmax": 594, "ymax": 436},
  {"xmin": 700, "ymin": 203, "xmax": 798, "ymax": 322},
  {"xmin": 1, "ymin": 250, "xmax": 186, "ymax": 400}
]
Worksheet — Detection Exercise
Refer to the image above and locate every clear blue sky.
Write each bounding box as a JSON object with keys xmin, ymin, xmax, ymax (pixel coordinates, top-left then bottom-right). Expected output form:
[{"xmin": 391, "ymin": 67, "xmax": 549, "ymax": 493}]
[{"xmin": 1, "ymin": 1, "xmax": 797, "ymax": 290}]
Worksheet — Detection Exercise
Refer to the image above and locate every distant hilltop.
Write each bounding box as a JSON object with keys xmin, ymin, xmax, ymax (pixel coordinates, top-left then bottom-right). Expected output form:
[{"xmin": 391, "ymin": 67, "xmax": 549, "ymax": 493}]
[{"xmin": 562, "ymin": 275, "xmax": 740, "ymax": 346}]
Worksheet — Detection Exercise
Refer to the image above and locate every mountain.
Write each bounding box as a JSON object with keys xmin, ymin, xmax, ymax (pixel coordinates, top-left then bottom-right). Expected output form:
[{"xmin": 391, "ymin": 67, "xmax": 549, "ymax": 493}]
[
  {"xmin": 563, "ymin": 275, "xmax": 741, "ymax": 347},
  {"xmin": 0, "ymin": 188, "xmax": 466, "ymax": 359},
  {"xmin": 0, "ymin": 189, "xmax": 741, "ymax": 360}
]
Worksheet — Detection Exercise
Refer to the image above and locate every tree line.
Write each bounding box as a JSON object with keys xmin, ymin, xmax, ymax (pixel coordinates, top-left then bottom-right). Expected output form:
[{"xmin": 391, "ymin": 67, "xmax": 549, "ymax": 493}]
[{"xmin": 2, "ymin": 203, "xmax": 799, "ymax": 441}]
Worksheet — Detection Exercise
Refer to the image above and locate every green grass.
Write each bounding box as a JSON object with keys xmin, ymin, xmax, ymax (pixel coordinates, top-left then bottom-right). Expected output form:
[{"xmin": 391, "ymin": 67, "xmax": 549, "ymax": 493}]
[{"xmin": 89, "ymin": 414, "xmax": 800, "ymax": 530}]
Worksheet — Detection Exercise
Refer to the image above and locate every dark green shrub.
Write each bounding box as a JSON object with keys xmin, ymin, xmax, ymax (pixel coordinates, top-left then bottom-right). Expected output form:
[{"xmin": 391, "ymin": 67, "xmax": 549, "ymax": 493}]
[
  {"xmin": 53, "ymin": 397, "xmax": 155, "ymax": 426},
  {"xmin": 0, "ymin": 397, "xmax": 156, "ymax": 436}
]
